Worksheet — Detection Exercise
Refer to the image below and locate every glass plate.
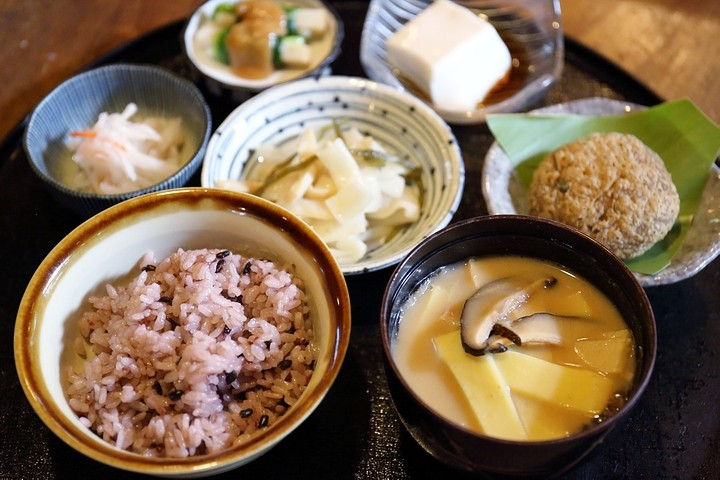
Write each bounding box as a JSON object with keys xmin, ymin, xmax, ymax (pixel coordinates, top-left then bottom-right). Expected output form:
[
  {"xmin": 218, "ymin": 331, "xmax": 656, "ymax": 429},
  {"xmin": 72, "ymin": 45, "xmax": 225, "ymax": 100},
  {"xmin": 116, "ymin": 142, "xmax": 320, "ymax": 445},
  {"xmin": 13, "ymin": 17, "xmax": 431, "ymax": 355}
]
[{"xmin": 359, "ymin": 0, "xmax": 564, "ymax": 124}]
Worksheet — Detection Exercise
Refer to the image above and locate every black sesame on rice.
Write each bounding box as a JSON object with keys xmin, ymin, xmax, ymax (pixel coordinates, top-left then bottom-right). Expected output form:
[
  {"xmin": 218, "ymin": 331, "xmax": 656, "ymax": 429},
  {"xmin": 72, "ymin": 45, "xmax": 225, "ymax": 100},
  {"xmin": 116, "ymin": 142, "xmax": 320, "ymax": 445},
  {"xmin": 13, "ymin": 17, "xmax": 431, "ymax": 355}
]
[
  {"xmin": 215, "ymin": 258, "xmax": 225, "ymax": 273},
  {"xmin": 64, "ymin": 248, "xmax": 315, "ymax": 458},
  {"xmin": 258, "ymin": 415, "xmax": 270, "ymax": 428}
]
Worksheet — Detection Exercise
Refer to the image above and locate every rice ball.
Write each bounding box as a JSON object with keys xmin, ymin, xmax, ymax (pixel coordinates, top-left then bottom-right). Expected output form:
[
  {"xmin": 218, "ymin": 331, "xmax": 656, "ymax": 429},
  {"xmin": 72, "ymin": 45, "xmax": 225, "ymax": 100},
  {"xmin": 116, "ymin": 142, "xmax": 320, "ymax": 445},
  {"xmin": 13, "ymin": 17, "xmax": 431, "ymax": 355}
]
[{"xmin": 528, "ymin": 132, "xmax": 680, "ymax": 259}]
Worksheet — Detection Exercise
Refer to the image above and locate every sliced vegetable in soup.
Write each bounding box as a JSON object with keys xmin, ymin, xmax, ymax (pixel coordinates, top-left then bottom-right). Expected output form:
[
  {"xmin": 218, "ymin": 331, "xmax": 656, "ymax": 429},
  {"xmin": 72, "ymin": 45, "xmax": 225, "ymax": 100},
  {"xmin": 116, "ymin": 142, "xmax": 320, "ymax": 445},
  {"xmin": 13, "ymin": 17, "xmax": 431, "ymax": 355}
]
[{"xmin": 393, "ymin": 255, "xmax": 635, "ymax": 441}]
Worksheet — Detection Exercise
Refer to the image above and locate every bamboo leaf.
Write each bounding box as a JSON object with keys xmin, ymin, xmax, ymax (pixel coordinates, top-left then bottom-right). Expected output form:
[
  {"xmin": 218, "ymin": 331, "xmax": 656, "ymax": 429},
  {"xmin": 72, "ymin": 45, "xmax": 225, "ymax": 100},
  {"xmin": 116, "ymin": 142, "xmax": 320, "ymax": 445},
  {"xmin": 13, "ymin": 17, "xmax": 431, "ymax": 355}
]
[{"xmin": 487, "ymin": 99, "xmax": 720, "ymax": 275}]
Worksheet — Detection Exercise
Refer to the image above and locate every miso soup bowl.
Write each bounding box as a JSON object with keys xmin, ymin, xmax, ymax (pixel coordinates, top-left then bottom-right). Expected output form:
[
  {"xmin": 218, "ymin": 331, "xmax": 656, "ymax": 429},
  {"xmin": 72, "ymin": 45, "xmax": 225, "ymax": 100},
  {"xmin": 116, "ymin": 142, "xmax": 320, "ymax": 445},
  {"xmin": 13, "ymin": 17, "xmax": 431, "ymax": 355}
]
[{"xmin": 379, "ymin": 215, "xmax": 657, "ymax": 477}]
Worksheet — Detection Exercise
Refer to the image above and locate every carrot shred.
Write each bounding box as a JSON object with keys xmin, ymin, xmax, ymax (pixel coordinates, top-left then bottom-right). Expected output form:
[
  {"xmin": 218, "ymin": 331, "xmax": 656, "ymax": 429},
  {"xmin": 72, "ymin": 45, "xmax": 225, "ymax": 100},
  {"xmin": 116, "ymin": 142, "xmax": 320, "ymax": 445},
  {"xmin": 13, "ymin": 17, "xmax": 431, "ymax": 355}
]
[
  {"xmin": 69, "ymin": 131, "xmax": 96, "ymax": 138},
  {"xmin": 70, "ymin": 130, "xmax": 127, "ymax": 152}
]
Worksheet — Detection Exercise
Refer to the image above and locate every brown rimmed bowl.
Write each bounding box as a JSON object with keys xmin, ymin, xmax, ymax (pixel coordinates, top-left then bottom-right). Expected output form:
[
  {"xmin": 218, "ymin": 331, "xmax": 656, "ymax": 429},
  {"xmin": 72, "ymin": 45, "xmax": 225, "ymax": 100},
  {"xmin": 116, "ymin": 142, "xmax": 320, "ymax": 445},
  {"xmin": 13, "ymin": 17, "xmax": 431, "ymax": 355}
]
[{"xmin": 14, "ymin": 187, "xmax": 351, "ymax": 477}]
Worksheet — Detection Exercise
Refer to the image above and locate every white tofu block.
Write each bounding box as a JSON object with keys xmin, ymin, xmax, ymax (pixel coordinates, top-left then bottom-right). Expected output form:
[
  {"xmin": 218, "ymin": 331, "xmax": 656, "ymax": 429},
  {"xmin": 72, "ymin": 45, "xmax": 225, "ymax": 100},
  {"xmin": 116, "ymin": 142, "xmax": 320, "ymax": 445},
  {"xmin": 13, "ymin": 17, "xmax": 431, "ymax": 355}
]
[
  {"xmin": 291, "ymin": 8, "xmax": 329, "ymax": 39},
  {"xmin": 386, "ymin": 0, "xmax": 512, "ymax": 111}
]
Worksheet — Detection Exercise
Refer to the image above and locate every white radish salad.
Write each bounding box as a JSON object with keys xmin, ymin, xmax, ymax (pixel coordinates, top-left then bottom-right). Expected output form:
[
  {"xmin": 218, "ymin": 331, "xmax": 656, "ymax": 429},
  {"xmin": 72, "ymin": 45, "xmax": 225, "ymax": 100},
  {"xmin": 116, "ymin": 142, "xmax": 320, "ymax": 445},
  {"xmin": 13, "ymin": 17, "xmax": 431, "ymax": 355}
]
[
  {"xmin": 67, "ymin": 103, "xmax": 185, "ymax": 194},
  {"xmin": 217, "ymin": 120, "xmax": 423, "ymax": 264}
]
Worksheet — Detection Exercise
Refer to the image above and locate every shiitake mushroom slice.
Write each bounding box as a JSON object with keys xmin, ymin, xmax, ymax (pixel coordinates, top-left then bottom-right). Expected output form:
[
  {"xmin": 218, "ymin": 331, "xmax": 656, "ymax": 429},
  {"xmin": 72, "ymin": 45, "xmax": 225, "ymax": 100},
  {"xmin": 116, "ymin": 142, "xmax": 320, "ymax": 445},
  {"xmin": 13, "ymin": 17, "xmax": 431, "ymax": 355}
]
[
  {"xmin": 485, "ymin": 312, "xmax": 588, "ymax": 350},
  {"xmin": 460, "ymin": 276, "xmax": 556, "ymax": 356}
]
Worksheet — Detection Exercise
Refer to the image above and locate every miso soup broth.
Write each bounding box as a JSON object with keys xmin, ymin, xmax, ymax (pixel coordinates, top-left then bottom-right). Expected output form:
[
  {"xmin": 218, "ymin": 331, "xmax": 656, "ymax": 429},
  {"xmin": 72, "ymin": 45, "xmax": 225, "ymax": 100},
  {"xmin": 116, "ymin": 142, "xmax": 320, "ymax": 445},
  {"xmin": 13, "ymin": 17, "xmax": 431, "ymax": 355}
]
[{"xmin": 393, "ymin": 255, "xmax": 636, "ymax": 441}]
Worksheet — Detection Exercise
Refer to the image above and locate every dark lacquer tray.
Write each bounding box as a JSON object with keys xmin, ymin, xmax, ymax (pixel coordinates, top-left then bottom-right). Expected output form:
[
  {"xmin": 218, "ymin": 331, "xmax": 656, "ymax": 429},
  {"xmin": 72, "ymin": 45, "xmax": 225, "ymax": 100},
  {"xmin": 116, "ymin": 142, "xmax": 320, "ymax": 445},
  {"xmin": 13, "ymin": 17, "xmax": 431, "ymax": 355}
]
[{"xmin": 2, "ymin": 2, "xmax": 718, "ymax": 479}]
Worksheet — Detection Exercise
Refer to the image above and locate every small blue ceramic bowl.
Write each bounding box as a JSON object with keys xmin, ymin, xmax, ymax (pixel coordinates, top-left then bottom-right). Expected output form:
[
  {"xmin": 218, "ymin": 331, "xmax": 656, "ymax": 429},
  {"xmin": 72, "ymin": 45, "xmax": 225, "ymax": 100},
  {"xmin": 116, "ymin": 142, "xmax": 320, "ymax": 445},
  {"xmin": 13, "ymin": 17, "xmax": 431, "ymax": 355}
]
[{"xmin": 23, "ymin": 63, "xmax": 212, "ymax": 218}]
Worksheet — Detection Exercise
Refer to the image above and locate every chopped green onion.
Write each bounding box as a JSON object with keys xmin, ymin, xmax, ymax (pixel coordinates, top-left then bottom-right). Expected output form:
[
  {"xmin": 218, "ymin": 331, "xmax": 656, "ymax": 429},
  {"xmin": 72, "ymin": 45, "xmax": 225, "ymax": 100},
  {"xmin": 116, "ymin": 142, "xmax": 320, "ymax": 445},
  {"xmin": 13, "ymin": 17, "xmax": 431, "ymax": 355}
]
[
  {"xmin": 255, "ymin": 152, "xmax": 296, "ymax": 185},
  {"xmin": 317, "ymin": 118, "xmax": 349, "ymax": 140},
  {"xmin": 284, "ymin": 5, "xmax": 299, "ymax": 36},
  {"xmin": 214, "ymin": 27, "xmax": 231, "ymax": 64},
  {"xmin": 331, "ymin": 118, "xmax": 344, "ymax": 139},
  {"xmin": 350, "ymin": 149, "xmax": 390, "ymax": 167},
  {"xmin": 213, "ymin": 3, "xmax": 235, "ymax": 17}
]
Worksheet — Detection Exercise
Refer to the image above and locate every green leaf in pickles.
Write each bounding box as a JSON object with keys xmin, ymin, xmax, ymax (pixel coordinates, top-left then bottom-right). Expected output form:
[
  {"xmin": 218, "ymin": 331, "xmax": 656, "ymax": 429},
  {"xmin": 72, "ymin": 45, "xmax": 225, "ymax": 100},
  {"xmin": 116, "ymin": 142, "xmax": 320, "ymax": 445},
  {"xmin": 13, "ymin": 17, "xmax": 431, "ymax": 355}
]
[{"xmin": 486, "ymin": 98, "xmax": 720, "ymax": 275}]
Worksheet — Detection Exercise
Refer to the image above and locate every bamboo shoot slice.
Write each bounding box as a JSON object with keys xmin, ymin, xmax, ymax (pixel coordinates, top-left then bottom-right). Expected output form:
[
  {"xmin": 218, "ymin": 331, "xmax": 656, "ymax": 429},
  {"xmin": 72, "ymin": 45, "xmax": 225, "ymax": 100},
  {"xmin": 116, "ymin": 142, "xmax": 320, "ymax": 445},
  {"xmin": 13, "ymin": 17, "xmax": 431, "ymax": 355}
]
[
  {"xmin": 493, "ymin": 350, "xmax": 614, "ymax": 415},
  {"xmin": 325, "ymin": 177, "xmax": 373, "ymax": 223},
  {"xmin": 575, "ymin": 331, "xmax": 632, "ymax": 374},
  {"xmin": 512, "ymin": 393, "xmax": 593, "ymax": 440},
  {"xmin": 433, "ymin": 330, "xmax": 527, "ymax": 440},
  {"xmin": 315, "ymin": 137, "xmax": 360, "ymax": 188}
]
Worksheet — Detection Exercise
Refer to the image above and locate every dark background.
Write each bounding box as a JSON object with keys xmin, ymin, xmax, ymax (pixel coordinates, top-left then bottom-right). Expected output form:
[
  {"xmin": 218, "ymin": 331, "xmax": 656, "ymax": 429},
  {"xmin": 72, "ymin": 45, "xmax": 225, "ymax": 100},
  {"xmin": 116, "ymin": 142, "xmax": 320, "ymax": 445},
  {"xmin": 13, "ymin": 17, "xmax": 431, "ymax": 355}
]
[{"xmin": 1, "ymin": 2, "xmax": 718, "ymax": 479}]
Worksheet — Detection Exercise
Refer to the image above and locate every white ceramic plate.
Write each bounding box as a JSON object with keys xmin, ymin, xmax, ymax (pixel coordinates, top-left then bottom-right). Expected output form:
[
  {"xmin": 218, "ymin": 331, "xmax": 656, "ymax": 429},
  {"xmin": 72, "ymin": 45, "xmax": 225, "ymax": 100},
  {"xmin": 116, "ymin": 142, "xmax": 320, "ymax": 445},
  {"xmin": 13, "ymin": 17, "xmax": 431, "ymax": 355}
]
[
  {"xmin": 360, "ymin": 0, "xmax": 564, "ymax": 124},
  {"xmin": 183, "ymin": 0, "xmax": 343, "ymax": 97},
  {"xmin": 482, "ymin": 97, "xmax": 720, "ymax": 286}
]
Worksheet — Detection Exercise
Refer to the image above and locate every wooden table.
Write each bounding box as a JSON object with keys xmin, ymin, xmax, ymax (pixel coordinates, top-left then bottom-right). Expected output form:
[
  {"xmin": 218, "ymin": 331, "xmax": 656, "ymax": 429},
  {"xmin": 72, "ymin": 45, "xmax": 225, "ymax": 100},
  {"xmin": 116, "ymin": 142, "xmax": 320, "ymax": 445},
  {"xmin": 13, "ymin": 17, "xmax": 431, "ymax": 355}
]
[
  {"xmin": 0, "ymin": 0, "xmax": 718, "ymax": 142},
  {"xmin": 561, "ymin": 0, "xmax": 720, "ymax": 123}
]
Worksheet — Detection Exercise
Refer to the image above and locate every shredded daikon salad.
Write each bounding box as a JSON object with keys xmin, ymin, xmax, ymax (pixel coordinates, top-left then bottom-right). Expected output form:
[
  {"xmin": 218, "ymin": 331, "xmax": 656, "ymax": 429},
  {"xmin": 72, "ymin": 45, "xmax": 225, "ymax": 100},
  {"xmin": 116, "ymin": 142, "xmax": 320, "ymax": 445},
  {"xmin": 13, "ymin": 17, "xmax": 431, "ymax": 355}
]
[
  {"xmin": 67, "ymin": 103, "xmax": 185, "ymax": 194},
  {"xmin": 217, "ymin": 120, "xmax": 423, "ymax": 264}
]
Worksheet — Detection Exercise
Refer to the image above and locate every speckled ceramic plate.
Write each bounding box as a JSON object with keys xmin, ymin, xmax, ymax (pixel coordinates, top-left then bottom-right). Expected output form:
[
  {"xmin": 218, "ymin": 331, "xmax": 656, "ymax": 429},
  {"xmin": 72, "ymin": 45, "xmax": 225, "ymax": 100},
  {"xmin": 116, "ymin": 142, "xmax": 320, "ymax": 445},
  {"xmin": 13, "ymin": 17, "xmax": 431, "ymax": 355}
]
[
  {"xmin": 482, "ymin": 97, "xmax": 720, "ymax": 286},
  {"xmin": 202, "ymin": 75, "xmax": 465, "ymax": 275}
]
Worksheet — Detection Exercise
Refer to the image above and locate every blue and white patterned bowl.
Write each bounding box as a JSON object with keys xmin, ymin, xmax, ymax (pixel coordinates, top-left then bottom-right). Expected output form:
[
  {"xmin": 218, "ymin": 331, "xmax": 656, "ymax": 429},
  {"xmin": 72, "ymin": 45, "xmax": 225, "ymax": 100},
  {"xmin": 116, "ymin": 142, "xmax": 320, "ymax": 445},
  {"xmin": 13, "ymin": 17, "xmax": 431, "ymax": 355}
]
[
  {"xmin": 23, "ymin": 63, "xmax": 212, "ymax": 218},
  {"xmin": 202, "ymin": 75, "xmax": 465, "ymax": 275},
  {"xmin": 360, "ymin": 0, "xmax": 564, "ymax": 124}
]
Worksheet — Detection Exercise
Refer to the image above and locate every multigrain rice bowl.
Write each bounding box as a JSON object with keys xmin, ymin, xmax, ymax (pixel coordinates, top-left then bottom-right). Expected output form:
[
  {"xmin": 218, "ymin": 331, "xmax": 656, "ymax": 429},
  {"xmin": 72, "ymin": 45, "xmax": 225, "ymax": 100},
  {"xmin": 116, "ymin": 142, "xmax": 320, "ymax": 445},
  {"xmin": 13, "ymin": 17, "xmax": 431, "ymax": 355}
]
[
  {"xmin": 65, "ymin": 247, "xmax": 314, "ymax": 457},
  {"xmin": 15, "ymin": 188, "xmax": 350, "ymax": 476}
]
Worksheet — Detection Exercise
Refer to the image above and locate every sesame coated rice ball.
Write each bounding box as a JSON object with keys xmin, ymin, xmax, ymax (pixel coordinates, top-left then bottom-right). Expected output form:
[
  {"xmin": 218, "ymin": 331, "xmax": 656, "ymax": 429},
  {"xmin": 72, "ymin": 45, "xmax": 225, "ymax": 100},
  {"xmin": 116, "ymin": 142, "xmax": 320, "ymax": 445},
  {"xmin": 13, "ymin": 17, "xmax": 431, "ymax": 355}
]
[{"xmin": 528, "ymin": 132, "xmax": 680, "ymax": 259}]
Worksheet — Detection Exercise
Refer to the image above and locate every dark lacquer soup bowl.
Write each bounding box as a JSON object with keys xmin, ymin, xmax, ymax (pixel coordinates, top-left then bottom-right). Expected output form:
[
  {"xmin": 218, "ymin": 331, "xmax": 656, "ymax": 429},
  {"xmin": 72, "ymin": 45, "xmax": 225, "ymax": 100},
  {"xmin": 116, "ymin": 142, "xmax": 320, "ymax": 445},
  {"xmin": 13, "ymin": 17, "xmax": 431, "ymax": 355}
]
[{"xmin": 380, "ymin": 215, "xmax": 656, "ymax": 477}]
